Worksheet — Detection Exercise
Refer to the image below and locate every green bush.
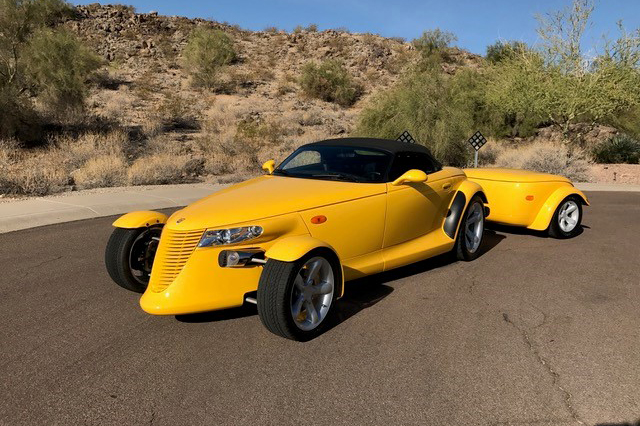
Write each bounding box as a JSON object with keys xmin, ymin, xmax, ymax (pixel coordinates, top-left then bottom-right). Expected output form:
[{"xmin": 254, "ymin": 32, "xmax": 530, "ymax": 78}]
[
  {"xmin": 24, "ymin": 28, "xmax": 103, "ymax": 115},
  {"xmin": 0, "ymin": 0, "xmax": 100, "ymax": 141},
  {"xmin": 355, "ymin": 65, "xmax": 485, "ymax": 166},
  {"xmin": 486, "ymin": 40, "xmax": 528, "ymax": 63},
  {"xmin": 592, "ymin": 135, "xmax": 640, "ymax": 164},
  {"xmin": 412, "ymin": 29, "xmax": 457, "ymax": 57},
  {"xmin": 182, "ymin": 28, "xmax": 236, "ymax": 89},
  {"xmin": 299, "ymin": 60, "xmax": 362, "ymax": 107}
]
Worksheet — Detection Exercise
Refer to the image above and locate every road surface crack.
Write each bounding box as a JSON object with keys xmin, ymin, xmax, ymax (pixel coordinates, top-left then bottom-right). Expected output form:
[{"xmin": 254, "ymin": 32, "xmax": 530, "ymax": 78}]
[
  {"xmin": 502, "ymin": 312, "xmax": 584, "ymax": 425},
  {"xmin": 21, "ymin": 255, "xmax": 63, "ymax": 279}
]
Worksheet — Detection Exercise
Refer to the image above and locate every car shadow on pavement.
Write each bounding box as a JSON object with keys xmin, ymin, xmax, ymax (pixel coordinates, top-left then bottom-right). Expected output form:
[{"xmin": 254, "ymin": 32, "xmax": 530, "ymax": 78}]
[
  {"xmin": 322, "ymin": 229, "xmax": 506, "ymax": 335},
  {"xmin": 486, "ymin": 222, "xmax": 587, "ymax": 238},
  {"xmin": 174, "ymin": 230, "xmax": 505, "ymax": 329},
  {"xmin": 175, "ymin": 305, "xmax": 257, "ymax": 323},
  {"xmin": 596, "ymin": 421, "xmax": 640, "ymax": 426}
]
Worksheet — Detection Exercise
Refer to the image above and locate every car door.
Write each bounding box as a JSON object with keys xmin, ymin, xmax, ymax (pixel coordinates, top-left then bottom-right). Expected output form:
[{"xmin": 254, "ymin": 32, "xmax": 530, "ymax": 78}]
[{"xmin": 383, "ymin": 152, "xmax": 455, "ymax": 248}]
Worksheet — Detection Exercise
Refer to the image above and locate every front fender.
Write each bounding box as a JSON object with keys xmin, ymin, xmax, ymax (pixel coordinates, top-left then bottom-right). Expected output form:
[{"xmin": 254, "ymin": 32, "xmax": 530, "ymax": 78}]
[
  {"xmin": 265, "ymin": 235, "xmax": 345, "ymax": 297},
  {"xmin": 444, "ymin": 180, "xmax": 487, "ymax": 239},
  {"xmin": 528, "ymin": 185, "xmax": 589, "ymax": 231},
  {"xmin": 112, "ymin": 211, "xmax": 168, "ymax": 229}
]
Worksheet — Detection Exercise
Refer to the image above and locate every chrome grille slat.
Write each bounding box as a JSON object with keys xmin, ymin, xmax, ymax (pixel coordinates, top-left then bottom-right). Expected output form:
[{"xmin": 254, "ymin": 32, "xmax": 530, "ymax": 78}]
[{"xmin": 148, "ymin": 228, "xmax": 204, "ymax": 293}]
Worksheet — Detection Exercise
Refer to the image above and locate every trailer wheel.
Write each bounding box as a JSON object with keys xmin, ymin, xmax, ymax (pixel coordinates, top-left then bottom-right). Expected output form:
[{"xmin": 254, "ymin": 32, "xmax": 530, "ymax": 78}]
[{"xmin": 548, "ymin": 196, "xmax": 582, "ymax": 239}]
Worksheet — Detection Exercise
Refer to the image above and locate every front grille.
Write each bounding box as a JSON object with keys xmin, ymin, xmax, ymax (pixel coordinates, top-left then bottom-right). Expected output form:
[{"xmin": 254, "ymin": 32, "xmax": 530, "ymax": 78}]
[{"xmin": 148, "ymin": 228, "xmax": 204, "ymax": 293}]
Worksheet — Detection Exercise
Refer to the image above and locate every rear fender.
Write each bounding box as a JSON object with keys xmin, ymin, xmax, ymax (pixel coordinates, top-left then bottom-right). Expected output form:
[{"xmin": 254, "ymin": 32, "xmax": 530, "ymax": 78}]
[
  {"xmin": 265, "ymin": 235, "xmax": 345, "ymax": 297},
  {"xmin": 112, "ymin": 211, "xmax": 168, "ymax": 229},
  {"xmin": 444, "ymin": 180, "xmax": 487, "ymax": 239},
  {"xmin": 528, "ymin": 186, "xmax": 589, "ymax": 231}
]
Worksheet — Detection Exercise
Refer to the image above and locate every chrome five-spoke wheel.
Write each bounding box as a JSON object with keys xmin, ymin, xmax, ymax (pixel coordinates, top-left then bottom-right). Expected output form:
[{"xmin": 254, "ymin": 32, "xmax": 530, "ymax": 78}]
[
  {"xmin": 257, "ymin": 250, "xmax": 339, "ymax": 341},
  {"xmin": 549, "ymin": 196, "xmax": 583, "ymax": 239},
  {"xmin": 290, "ymin": 257, "xmax": 335, "ymax": 331},
  {"xmin": 465, "ymin": 201, "xmax": 484, "ymax": 254},
  {"xmin": 454, "ymin": 195, "xmax": 485, "ymax": 261},
  {"xmin": 558, "ymin": 200, "xmax": 579, "ymax": 233}
]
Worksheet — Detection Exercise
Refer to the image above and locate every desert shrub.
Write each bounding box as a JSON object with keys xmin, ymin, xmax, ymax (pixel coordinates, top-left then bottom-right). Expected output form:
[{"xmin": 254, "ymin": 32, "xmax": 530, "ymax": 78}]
[
  {"xmin": 476, "ymin": 140, "xmax": 505, "ymax": 166},
  {"xmin": 486, "ymin": 40, "xmax": 528, "ymax": 63},
  {"xmin": 71, "ymin": 154, "xmax": 127, "ymax": 189},
  {"xmin": 0, "ymin": 0, "xmax": 101, "ymax": 141},
  {"xmin": 591, "ymin": 134, "xmax": 640, "ymax": 164},
  {"xmin": 235, "ymin": 116, "xmax": 284, "ymax": 147},
  {"xmin": 182, "ymin": 28, "xmax": 236, "ymax": 89},
  {"xmin": 0, "ymin": 149, "xmax": 69, "ymax": 195},
  {"xmin": 152, "ymin": 93, "xmax": 200, "ymax": 130},
  {"xmin": 55, "ymin": 131, "xmax": 128, "ymax": 169},
  {"xmin": 412, "ymin": 29, "xmax": 457, "ymax": 57},
  {"xmin": 299, "ymin": 60, "xmax": 362, "ymax": 107},
  {"xmin": 494, "ymin": 142, "xmax": 591, "ymax": 182},
  {"xmin": 127, "ymin": 154, "xmax": 193, "ymax": 185},
  {"xmin": 356, "ymin": 64, "xmax": 486, "ymax": 166},
  {"xmin": 24, "ymin": 28, "xmax": 103, "ymax": 117}
]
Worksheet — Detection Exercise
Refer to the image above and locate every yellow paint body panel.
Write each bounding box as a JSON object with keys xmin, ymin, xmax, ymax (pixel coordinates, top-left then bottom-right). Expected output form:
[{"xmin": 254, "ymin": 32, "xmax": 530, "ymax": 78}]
[
  {"xmin": 528, "ymin": 185, "xmax": 589, "ymax": 230},
  {"xmin": 464, "ymin": 168, "xmax": 588, "ymax": 230},
  {"xmin": 114, "ymin": 165, "xmax": 587, "ymax": 316},
  {"xmin": 112, "ymin": 210, "xmax": 168, "ymax": 228}
]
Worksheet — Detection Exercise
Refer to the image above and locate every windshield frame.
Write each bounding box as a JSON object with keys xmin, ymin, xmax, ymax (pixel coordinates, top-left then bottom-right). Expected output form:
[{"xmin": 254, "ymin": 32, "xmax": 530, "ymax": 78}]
[{"xmin": 273, "ymin": 145, "xmax": 394, "ymax": 184}]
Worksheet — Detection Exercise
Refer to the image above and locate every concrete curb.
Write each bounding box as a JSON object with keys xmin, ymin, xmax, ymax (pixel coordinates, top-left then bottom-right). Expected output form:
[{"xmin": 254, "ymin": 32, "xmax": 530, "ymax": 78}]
[
  {"xmin": 0, "ymin": 183, "xmax": 228, "ymax": 234},
  {"xmin": 574, "ymin": 182, "xmax": 640, "ymax": 192},
  {"xmin": 1, "ymin": 181, "xmax": 638, "ymax": 234}
]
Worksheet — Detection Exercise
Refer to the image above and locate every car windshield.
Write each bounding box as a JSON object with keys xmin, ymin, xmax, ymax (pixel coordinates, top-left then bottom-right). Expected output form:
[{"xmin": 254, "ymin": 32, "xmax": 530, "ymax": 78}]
[{"xmin": 274, "ymin": 146, "xmax": 393, "ymax": 183}]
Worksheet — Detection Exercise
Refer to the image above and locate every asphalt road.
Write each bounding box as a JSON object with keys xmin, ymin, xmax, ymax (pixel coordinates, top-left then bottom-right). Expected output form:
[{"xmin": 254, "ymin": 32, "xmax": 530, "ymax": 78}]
[{"xmin": 1, "ymin": 192, "xmax": 638, "ymax": 426}]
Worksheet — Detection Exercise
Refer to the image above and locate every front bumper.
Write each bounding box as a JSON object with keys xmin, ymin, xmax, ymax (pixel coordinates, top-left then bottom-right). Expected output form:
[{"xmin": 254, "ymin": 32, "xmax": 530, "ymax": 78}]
[{"xmin": 140, "ymin": 246, "xmax": 264, "ymax": 315}]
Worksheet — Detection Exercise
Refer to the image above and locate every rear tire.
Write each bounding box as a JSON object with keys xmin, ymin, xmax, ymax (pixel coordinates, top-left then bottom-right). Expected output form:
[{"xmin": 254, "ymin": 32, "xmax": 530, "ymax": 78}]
[
  {"xmin": 548, "ymin": 196, "xmax": 583, "ymax": 239},
  {"xmin": 454, "ymin": 195, "xmax": 485, "ymax": 261},
  {"xmin": 257, "ymin": 250, "xmax": 339, "ymax": 341},
  {"xmin": 105, "ymin": 226, "xmax": 161, "ymax": 293}
]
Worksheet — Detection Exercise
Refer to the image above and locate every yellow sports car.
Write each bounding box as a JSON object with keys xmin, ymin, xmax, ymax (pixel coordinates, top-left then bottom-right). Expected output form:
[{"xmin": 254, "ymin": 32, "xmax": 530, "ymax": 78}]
[{"xmin": 105, "ymin": 137, "xmax": 588, "ymax": 340}]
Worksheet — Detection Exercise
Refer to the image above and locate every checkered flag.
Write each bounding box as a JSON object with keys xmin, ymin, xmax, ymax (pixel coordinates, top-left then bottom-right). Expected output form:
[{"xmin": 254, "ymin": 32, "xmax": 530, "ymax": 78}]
[
  {"xmin": 397, "ymin": 130, "xmax": 417, "ymax": 144},
  {"xmin": 467, "ymin": 131, "xmax": 486, "ymax": 151}
]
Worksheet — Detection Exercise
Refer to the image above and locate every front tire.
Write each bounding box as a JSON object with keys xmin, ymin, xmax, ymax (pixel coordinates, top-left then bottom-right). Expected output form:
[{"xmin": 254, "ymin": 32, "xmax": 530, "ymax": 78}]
[
  {"xmin": 105, "ymin": 226, "xmax": 161, "ymax": 293},
  {"xmin": 454, "ymin": 195, "xmax": 485, "ymax": 261},
  {"xmin": 548, "ymin": 196, "xmax": 583, "ymax": 239},
  {"xmin": 257, "ymin": 250, "xmax": 339, "ymax": 341}
]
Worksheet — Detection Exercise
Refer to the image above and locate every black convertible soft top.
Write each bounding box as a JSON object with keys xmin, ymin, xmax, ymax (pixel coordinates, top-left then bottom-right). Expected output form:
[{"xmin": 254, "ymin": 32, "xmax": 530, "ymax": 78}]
[{"xmin": 306, "ymin": 137, "xmax": 435, "ymax": 155}]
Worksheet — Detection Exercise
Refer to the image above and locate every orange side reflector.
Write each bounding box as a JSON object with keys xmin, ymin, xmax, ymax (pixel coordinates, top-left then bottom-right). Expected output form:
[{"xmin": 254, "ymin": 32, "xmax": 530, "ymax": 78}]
[
  {"xmin": 311, "ymin": 215, "xmax": 327, "ymax": 224},
  {"xmin": 525, "ymin": 195, "xmax": 534, "ymax": 201}
]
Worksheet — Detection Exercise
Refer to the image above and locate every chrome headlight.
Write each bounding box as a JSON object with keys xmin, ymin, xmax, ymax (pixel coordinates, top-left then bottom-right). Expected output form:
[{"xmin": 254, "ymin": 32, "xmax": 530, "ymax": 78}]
[{"xmin": 198, "ymin": 226, "xmax": 263, "ymax": 247}]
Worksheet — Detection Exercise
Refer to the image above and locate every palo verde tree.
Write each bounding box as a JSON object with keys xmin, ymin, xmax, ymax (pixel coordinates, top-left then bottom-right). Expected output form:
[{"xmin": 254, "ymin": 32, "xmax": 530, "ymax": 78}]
[
  {"xmin": 0, "ymin": 0, "xmax": 102, "ymax": 141},
  {"xmin": 486, "ymin": 0, "xmax": 640, "ymax": 135}
]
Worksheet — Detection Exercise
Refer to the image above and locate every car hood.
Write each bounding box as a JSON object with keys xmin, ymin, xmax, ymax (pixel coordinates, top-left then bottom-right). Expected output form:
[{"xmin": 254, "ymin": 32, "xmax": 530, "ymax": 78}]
[{"xmin": 166, "ymin": 175, "xmax": 386, "ymax": 231}]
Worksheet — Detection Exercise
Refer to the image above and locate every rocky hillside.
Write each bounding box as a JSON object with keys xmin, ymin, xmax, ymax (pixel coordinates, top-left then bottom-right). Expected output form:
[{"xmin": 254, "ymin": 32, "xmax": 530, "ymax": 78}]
[{"xmin": 63, "ymin": 4, "xmax": 483, "ymax": 151}]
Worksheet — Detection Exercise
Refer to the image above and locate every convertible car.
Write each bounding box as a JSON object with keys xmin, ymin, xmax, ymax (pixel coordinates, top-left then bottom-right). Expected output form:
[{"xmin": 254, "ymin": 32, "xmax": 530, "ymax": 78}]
[{"xmin": 105, "ymin": 137, "xmax": 588, "ymax": 340}]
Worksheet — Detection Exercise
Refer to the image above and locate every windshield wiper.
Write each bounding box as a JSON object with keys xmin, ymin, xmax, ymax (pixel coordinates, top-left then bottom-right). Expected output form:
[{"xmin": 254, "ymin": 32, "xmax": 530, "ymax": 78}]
[{"xmin": 311, "ymin": 173, "xmax": 364, "ymax": 182}]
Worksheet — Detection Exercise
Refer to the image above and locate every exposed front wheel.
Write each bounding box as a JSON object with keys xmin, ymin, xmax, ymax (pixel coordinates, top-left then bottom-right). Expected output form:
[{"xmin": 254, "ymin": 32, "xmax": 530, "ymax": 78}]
[
  {"xmin": 257, "ymin": 251, "xmax": 339, "ymax": 341},
  {"xmin": 548, "ymin": 196, "xmax": 583, "ymax": 239},
  {"xmin": 105, "ymin": 226, "xmax": 162, "ymax": 293},
  {"xmin": 454, "ymin": 195, "xmax": 485, "ymax": 261}
]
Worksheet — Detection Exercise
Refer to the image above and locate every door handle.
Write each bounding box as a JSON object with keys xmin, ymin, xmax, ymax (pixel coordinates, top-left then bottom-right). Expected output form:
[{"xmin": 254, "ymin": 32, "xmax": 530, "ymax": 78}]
[{"xmin": 442, "ymin": 183, "xmax": 452, "ymax": 191}]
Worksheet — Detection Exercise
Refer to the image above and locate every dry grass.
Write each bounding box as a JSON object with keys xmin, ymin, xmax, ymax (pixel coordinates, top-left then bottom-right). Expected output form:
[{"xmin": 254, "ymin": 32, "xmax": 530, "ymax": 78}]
[
  {"xmin": 72, "ymin": 155, "xmax": 127, "ymax": 189},
  {"xmin": 1, "ymin": 132, "xmax": 130, "ymax": 195},
  {"xmin": 0, "ymin": 147, "xmax": 69, "ymax": 196},
  {"xmin": 491, "ymin": 141, "xmax": 591, "ymax": 182},
  {"xmin": 127, "ymin": 153, "xmax": 193, "ymax": 185}
]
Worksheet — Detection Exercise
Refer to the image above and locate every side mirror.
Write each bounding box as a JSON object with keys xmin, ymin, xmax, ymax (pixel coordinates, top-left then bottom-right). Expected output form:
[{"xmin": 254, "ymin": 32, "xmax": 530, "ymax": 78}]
[
  {"xmin": 262, "ymin": 159, "xmax": 275, "ymax": 174},
  {"xmin": 391, "ymin": 169, "xmax": 428, "ymax": 186}
]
